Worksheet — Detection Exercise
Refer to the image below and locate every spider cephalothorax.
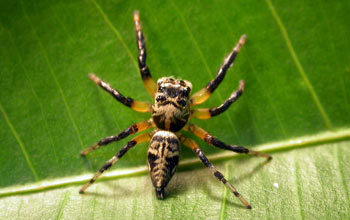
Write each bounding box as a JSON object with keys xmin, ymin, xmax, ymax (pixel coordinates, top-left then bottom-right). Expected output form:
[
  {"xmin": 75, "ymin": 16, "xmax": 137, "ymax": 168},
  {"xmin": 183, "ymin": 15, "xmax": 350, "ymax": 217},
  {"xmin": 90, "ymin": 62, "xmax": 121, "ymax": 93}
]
[
  {"xmin": 152, "ymin": 77, "xmax": 192, "ymax": 132},
  {"xmin": 79, "ymin": 11, "xmax": 271, "ymax": 209}
]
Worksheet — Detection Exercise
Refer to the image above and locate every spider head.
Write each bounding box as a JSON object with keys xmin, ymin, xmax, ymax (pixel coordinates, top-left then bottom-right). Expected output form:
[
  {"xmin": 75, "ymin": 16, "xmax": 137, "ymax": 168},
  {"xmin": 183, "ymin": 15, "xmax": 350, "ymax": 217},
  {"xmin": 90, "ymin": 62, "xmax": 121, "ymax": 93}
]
[
  {"xmin": 152, "ymin": 77, "xmax": 192, "ymax": 131},
  {"xmin": 155, "ymin": 77, "xmax": 192, "ymax": 107}
]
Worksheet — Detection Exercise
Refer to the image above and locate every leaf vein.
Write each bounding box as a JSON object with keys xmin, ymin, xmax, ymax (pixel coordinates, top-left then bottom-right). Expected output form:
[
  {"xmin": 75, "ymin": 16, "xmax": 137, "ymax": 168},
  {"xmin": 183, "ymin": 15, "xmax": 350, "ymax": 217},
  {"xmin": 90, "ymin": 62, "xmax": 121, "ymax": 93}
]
[
  {"xmin": 317, "ymin": 0, "xmax": 350, "ymax": 116},
  {"xmin": 56, "ymin": 191, "xmax": 70, "ymax": 220},
  {"xmin": 209, "ymin": 6, "xmax": 262, "ymax": 141},
  {"xmin": 336, "ymin": 146, "xmax": 350, "ymax": 205},
  {"xmin": 6, "ymin": 29, "xmax": 59, "ymax": 165},
  {"xmin": 89, "ymin": 0, "xmax": 139, "ymax": 71},
  {"xmin": 264, "ymin": 0, "xmax": 332, "ymax": 130},
  {"xmin": 170, "ymin": 0, "xmax": 240, "ymax": 140},
  {"xmin": 244, "ymin": 51, "xmax": 288, "ymax": 138},
  {"xmin": 294, "ymin": 154, "xmax": 305, "ymax": 220},
  {"xmin": 0, "ymin": 103, "xmax": 39, "ymax": 181},
  {"xmin": 47, "ymin": 0, "xmax": 123, "ymax": 136},
  {"xmin": 21, "ymin": 0, "xmax": 85, "ymax": 149}
]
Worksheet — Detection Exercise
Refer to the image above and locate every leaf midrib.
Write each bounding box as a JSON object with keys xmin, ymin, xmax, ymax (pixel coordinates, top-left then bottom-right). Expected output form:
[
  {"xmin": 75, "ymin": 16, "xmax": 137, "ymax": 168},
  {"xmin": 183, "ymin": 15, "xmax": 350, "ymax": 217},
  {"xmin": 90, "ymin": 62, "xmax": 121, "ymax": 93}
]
[{"xmin": 0, "ymin": 128, "xmax": 348, "ymax": 198}]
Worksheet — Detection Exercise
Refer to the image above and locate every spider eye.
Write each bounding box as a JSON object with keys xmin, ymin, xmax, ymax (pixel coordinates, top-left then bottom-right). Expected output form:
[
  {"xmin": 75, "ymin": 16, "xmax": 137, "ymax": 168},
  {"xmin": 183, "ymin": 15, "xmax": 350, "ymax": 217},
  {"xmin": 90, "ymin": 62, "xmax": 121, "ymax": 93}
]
[
  {"xmin": 158, "ymin": 86, "xmax": 165, "ymax": 93},
  {"xmin": 156, "ymin": 95, "xmax": 166, "ymax": 102},
  {"xmin": 177, "ymin": 99, "xmax": 187, "ymax": 106},
  {"xmin": 182, "ymin": 88, "xmax": 190, "ymax": 96}
]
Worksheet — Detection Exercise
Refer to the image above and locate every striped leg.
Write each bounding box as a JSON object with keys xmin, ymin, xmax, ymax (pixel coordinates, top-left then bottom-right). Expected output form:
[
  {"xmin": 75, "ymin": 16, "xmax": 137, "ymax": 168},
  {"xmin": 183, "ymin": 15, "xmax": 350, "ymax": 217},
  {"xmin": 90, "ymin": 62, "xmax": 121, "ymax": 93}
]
[
  {"xmin": 89, "ymin": 74, "xmax": 152, "ymax": 112},
  {"xmin": 181, "ymin": 137, "xmax": 251, "ymax": 209},
  {"xmin": 80, "ymin": 119, "xmax": 154, "ymax": 156},
  {"xmin": 191, "ymin": 35, "xmax": 247, "ymax": 106},
  {"xmin": 79, "ymin": 132, "xmax": 152, "ymax": 193},
  {"xmin": 184, "ymin": 124, "xmax": 271, "ymax": 159},
  {"xmin": 191, "ymin": 80, "xmax": 244, "ymax": 119},
  {"xmin": 134, "ymin": 11, "xmax": 157, "ymax": 97}
]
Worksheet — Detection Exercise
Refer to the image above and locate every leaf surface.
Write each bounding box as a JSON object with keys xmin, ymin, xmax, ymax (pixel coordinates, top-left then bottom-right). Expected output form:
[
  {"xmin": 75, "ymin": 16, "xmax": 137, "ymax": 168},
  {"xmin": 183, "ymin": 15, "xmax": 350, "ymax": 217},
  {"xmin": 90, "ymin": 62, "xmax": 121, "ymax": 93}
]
[{"xmin": 0, "ymin": 0, "xmax": 349, "ymax": 219}]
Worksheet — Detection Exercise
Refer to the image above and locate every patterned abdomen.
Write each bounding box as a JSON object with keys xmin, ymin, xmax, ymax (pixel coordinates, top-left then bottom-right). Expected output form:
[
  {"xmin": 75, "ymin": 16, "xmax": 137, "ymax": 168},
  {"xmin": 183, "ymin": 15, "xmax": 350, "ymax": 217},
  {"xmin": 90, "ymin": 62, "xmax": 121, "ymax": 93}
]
[{"xmin": 147, "ymin": 131, "xmax": 180, "ymax": 199}]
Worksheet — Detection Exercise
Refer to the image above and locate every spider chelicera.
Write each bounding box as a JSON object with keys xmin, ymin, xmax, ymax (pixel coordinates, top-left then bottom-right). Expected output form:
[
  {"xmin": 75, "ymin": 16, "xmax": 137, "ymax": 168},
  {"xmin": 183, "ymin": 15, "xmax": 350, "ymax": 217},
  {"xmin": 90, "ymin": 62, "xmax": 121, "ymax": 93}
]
[{"xmin": 79, "ymin": 11, "xmax": 271, "ymax": 209}]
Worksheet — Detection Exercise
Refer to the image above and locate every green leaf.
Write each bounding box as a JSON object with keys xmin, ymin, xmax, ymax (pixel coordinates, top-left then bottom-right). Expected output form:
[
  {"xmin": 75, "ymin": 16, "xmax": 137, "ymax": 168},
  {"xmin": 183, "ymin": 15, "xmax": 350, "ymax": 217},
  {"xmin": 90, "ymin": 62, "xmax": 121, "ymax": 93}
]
[{"xmin": 1, "ymin": 0, "xmax": 349, "ymax": 219}]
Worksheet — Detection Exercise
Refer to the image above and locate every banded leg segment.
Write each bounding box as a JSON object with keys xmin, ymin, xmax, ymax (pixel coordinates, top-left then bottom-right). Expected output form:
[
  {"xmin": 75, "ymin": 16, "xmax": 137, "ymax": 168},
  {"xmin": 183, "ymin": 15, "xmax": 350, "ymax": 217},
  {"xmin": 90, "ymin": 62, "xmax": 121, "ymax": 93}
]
[
  {"xmin": 184, "ymin": 124, "xmax": 271, "ymax": 159},
  {"xmin": 134, "ymin": 11, "xmax": 157, "ymax": 97},
  {"xmin": 80, "ymin": 119, "xmax": 154, "ymax": 156},
  {"xmin": 89, "ymin": 74, "xmax": 152, "ymax": 112},
  {"xmin": 79, "ymin": 132, "xmax": 152, "ymax": 193},
  {"xmin": 191, "ymin": 80, "xmax": 244, "ymax": 119},
  {"xmin": 181, "ymin": 137, "xmax": 251, "ymax": 209},
  {"xmin": 191, "ymin": 35, "xmax": 247, "ymax": 106}
]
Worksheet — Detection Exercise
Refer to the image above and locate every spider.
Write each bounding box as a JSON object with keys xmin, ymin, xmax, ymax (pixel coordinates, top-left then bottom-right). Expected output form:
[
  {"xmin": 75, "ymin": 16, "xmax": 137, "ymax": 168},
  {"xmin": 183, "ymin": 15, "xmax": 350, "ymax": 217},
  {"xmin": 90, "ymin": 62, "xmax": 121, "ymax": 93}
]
[{"xmin": 79, "ymin": 11, "xmax": 271, "ymax": 209}]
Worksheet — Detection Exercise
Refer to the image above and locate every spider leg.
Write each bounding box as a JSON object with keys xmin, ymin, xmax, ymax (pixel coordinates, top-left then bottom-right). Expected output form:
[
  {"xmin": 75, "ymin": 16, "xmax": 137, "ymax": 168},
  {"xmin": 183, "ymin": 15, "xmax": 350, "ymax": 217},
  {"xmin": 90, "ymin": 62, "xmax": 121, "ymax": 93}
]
[
  {"xmin": 191, "ymin": 80, "xmax": 244, "ymax": 119},
  {"xmin": 183, "ymin": 124, "xmax": 271, "ymax": 159},
  {"xmin": 134, "ymin": 11, "xmax": 157, "ymax": 97},
  {"xmin": 180, "ymin": 136, "xmax": 251, "ymax": 209},
  {"xmin": 79, "ymin": 132, "xmax": 152, "ymax": 193},
  {"xmin": 89, "ymin": 74, "xmax": 152, "ymax": 112},
  {"xmin": 80, "ymin": 119, "xmax": 154, "ymax": 156},
  {"xmin": 191, "ymin": 35, "xmax": 246, "ymax": 106}
]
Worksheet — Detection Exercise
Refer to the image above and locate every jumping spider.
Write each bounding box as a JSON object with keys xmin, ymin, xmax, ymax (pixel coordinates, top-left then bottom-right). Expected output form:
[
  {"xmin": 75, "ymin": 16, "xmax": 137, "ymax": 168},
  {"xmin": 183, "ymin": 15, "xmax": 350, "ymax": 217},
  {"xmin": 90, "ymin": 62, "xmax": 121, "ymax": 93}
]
[{"xmin": 79, "ymin": 11, "xmax": 271, "ymax": 209}]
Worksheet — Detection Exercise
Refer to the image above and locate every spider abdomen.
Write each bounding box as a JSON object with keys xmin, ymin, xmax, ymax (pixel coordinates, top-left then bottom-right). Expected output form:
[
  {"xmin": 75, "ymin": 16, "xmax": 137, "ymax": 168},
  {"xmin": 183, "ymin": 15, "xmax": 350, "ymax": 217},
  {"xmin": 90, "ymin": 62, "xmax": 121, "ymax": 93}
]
[{"xmin": 147, "ymin": 130, "xmax": 180, "ymax": 199}]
